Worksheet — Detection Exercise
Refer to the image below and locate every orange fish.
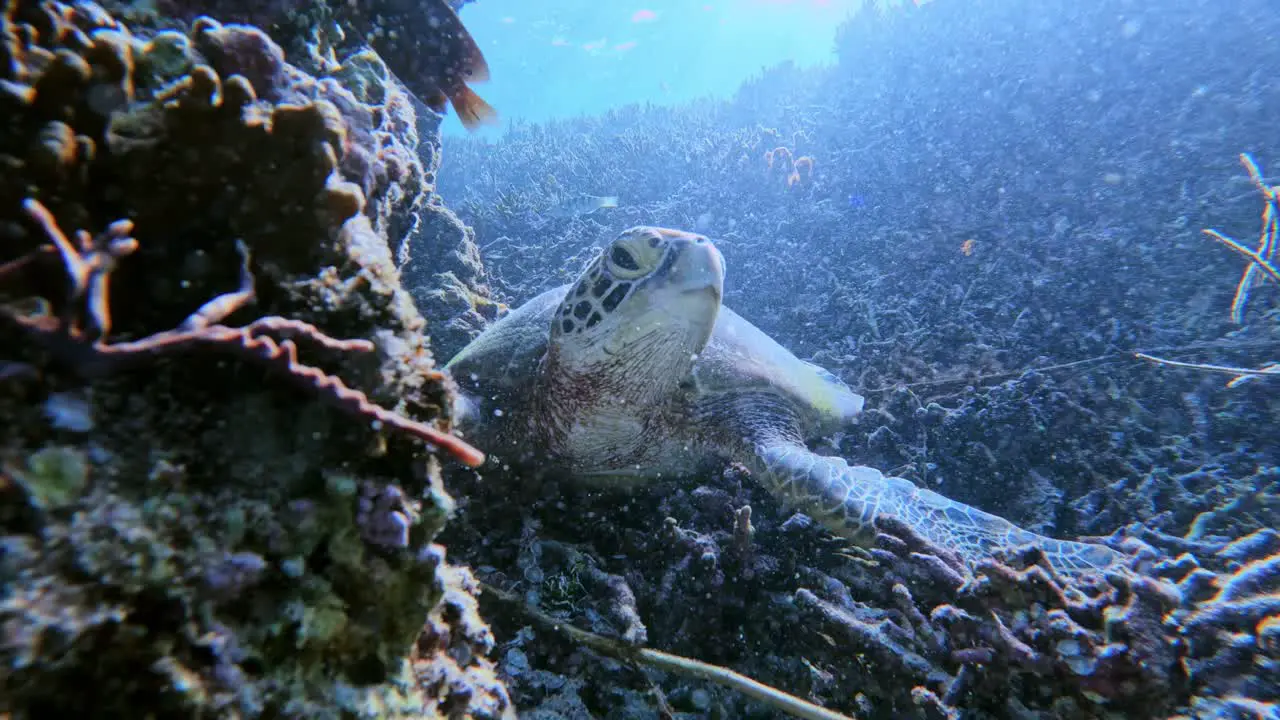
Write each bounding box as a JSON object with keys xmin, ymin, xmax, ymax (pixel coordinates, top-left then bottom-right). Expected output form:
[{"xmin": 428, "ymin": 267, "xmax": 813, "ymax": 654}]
[
  {"xmin": 793, "ymin": 155, "xmax": 814, "ymax": 180},
  {"xmin": 960, "ymin": 239, "xmax": 976, "ymax": 256},
  {"xmin": 352, "ymin": 0, "xmax": 497, "ymax": 130}
]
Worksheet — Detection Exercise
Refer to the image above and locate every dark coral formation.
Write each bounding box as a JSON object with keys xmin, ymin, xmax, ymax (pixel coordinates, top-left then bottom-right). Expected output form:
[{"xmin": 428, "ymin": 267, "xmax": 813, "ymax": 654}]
[
  {"xmin": 429, "ymin": 0, "xmax": 1280, "ymax": 717},
  {"xmin": 1141, "ymin": 528, "xmax": 1280, "ymax": 718},
  {"xmin": 0, "ymin": 1, "xmax": 508, "ymax": 716},
  {"xmin": 448, "ymin": 465, "xmax": 1278, "ymax": 718},
  {"xmin": 414, "ymin": 553, "xmax": 512, "ymax": 719},
  {"xmin": 100, "ymin": 0, "xmax": 503, "ymax": 360},
  {"xmin": 137, "ymin": 0, "xmax": 485, "ymax": 124}
]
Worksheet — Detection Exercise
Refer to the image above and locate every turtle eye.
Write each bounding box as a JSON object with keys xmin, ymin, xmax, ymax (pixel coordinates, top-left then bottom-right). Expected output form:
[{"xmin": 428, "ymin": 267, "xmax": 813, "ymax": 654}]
[{"xmin": 610, "ymin": 245, "xmax": 640, "ymax": 272}]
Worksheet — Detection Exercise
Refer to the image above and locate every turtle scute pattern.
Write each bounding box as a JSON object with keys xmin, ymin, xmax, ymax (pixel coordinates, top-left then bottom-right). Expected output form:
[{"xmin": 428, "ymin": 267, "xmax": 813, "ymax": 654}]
[{"xmin": 752, "ymin": 443, "xmax": 1123, "ymax": 575}]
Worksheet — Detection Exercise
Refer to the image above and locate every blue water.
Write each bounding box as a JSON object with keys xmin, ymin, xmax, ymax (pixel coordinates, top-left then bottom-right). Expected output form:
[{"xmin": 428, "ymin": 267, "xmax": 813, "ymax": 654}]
[{"xmin": 442, "ymin": 0, "xmax": 865, "ymax": 136}]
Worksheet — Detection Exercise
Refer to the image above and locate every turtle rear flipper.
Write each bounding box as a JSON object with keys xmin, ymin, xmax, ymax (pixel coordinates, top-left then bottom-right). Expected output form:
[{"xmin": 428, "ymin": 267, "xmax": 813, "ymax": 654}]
[{"xmin": 750, "ymin": 443, "xmax": 1122, "ymax": 576}]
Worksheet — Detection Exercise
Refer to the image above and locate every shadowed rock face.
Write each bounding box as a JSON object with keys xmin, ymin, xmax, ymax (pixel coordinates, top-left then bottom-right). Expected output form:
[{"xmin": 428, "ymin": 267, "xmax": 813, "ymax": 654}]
[
  {"xmin": 147, "ymin": 0, "xmax": 493, "ymax": 126},
  {"xmin": 135, "ymin": 0, "xmax": 501, "ymax": 359},
  {"xmin": 0, "ymin": 2, "xmax": 511, "ymax": 716}
]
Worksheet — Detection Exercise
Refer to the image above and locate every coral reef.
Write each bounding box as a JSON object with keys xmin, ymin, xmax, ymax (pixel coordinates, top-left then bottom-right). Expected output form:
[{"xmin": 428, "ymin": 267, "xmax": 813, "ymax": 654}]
[
  {"xmin": 137, "ymin": 0, "xmax": 488, "ymax": 126},
  {"xmin": 101, "ymin": 0, "xmax": 504, "ymax": 360},
  {"xmin": 450, "ymin": 464, "xmax": 1277, "ymax": 718},
  {"xmin": 1137, "ymin": 527, "xmax": 1280, "ymax": 718},
  {"xmin": 0, "ymin": 2, "xmax": 508, "ymax": 716},
  {"xmin": 429, "ymin": 0, "xmax": 1280, "ymax": 717}
]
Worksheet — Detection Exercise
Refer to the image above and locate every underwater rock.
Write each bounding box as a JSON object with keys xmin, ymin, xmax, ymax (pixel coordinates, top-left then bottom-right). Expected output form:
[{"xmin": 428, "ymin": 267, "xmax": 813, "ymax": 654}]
[
  {"xmin": 399, "ymin": 203, "xmax": 501, "ymax": 362},
  {"xmin": 0, "ymin": 2, "xmax": 508, "ymax": 716}
]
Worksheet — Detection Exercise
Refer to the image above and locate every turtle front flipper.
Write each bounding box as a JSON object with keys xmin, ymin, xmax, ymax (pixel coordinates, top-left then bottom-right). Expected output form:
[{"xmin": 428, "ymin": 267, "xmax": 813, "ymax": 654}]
[{"xmin": 750, "ymin": 443, "xmax": 1122, "ymax": 576}]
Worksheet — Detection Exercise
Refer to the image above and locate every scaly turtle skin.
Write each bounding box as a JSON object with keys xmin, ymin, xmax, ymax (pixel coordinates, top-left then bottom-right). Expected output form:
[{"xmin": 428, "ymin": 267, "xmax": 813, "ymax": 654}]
[{"xmin": 446, "ymin": 227, "xmax": 1119, "ymax": 574}]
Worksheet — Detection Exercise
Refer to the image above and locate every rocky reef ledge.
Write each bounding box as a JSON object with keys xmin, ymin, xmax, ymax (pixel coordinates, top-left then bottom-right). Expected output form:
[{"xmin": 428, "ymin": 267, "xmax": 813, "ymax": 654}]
[{"xmin": 0, "ymin": 2, "xmax": 510, "ymax": 716}]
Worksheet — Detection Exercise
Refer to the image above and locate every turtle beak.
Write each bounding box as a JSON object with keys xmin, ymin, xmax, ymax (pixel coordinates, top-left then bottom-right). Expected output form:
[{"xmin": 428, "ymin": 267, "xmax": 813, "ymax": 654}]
[{"xmin": 670, "ymin": 234, "xmax": 724, "ymax": 300}]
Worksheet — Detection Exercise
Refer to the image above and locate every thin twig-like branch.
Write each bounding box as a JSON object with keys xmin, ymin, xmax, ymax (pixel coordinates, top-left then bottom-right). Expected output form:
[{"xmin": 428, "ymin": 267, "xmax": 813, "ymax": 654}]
[
  {"xmin": 1134, "ymin": 352, "xmax": 1279, "ymax": 384},
  {"xmin": 482, "ymin": 582, "xmax": 857, "ymax": 720},
  {"xmin": 1140, "ymin": 154, "xmax": 1280, "ymax": 385},
  {"xmin": 1203, "ymin": 228, "xmax": 1280, "ymax": 286}
]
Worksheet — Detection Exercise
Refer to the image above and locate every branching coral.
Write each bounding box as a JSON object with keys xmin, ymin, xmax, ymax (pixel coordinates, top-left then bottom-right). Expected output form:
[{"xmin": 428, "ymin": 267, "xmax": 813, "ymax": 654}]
[
  {"xmin": 2, "ymin": 198, "xmax": 484, "ymax": 466},
  {"xmin": 780, "ymin": 518, "xmax": 1189, "ymax": 718},
  {"xmin": 791, "ymin": 155, "xmax": 815, "ymax": 187},
  {"xmin": 766, "ymin": 145, "xmax": 794, "ymax": 171},
  {"xmin": 1139, "ymin": 528, "xmax": 1280, "ymax": 717}
]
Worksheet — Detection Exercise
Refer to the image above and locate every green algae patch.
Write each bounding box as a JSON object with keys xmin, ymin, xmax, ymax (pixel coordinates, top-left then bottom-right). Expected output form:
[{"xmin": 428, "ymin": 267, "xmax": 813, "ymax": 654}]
[{"xmin": 23, "ymin": 446, "xmax": 90, "ymax": 509}]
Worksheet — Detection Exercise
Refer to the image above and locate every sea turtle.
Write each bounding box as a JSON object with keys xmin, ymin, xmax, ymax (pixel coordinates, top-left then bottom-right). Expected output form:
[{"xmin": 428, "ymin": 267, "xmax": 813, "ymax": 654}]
[{"xmin": 445, "ymin": 226, "xmax": 1120, "ymax": 574}]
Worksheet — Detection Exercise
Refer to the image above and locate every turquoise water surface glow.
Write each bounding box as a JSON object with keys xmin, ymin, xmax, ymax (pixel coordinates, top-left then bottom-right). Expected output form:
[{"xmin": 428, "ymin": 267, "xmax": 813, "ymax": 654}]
[{"xmin": 441, "ymin": 0, "xmax": 866, "ymax": 136}]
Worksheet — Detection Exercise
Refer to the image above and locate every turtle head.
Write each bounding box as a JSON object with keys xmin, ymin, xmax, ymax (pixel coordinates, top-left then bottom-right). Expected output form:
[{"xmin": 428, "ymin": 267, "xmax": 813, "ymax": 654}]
[{"xmin": 545, "ymin": 226, "xmax": 723, "ymax": 403}]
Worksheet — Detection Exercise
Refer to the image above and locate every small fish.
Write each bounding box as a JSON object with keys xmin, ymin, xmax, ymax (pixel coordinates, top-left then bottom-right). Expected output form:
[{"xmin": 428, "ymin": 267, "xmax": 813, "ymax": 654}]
[
  {"xmin": 546, "ymin": 195, "xmax": 619, "ymax": 218},
  {"xmin": 348, "ymin": 0, "xmax": 497, "ymax": 130}
]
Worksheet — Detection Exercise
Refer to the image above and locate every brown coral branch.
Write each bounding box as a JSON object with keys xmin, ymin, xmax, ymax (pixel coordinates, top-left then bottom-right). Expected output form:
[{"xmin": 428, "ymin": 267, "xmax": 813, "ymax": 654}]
[
  {"xmin": 20, "ymin": 197, "xmax": 138, "ymax": 340},
  {"xmin": 181, "ymin": 239, "xmax": 255, "ymax": 331},
  {"xmin": 1, "ymin": 200, "xmax": 486, "ymax": 468}
]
